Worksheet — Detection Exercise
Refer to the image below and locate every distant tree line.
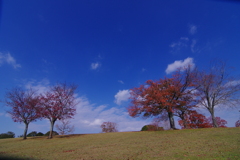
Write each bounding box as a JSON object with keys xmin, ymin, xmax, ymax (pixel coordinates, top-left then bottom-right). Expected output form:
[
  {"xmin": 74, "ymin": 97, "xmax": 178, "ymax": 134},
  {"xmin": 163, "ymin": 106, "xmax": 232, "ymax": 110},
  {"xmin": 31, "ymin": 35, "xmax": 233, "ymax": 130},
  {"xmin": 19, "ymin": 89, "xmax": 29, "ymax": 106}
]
[{"xmin": 0, "ymin": 131, "xmax": 15, "ymax": 139}]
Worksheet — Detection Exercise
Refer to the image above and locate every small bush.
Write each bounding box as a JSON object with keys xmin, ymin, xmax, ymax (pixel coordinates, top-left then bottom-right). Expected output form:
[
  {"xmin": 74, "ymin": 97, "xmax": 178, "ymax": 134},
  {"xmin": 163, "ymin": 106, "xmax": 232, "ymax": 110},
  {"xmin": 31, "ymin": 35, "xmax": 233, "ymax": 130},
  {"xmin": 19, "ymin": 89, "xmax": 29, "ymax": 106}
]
[
  {"xmin": 0, "ymin": 131, "xmax": 15, "ymax": 139},
  {"xmin": 36, "ymin": 132, "xmax": 44, "ymax": 136},
  {"xmin": 44, "ymin": 131, "xmax": 59, "ymax": 136},
  {"xmin": 141, "ymin": 125, "xmax": 164, "ymax": 131},
  {"xmin": 27, "ymin": 131, "xmax": 37, "ymax": 137}
]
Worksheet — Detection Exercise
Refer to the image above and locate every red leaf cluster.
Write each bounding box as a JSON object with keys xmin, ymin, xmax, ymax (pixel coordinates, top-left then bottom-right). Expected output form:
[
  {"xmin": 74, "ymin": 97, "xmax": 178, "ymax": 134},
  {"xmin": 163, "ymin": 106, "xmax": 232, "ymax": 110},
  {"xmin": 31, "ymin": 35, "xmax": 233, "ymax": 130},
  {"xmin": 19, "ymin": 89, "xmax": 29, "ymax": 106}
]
[
  {"xmin": 178, "ymin": 111, "xmax": 228, "ymax": 129},
  {"xmin": 235, "ymin": 120, "xmax": 240, "ymax": 127}
]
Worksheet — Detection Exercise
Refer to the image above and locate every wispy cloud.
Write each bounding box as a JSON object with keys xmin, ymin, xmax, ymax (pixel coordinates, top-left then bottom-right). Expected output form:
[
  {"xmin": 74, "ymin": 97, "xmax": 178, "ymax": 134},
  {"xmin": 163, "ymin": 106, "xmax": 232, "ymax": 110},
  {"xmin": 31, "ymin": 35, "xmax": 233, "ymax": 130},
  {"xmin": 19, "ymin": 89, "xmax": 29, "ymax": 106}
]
[
  {"xmin": 25, "ymin": 79, "xmax": 50, "ymax": 94},
  {"xmin": 165, "ymin": 57, "xmax": 195, "ymax": 74},
  {"xmin": 169, "ymin": 37, "xmax": 189, "ymax": 53},
  {"xmin": 224, "ymin": 80, "xmax": 240, "ymax": 87},
  {"xmin": 189, "ymin": 24, "xmax": 197, "ymax": 35},
  {"xmin": 91, "ymin": 62, "xmax": 101, "ymax": 70},
  {"xmin": 0, "ymin": 52, "xmax": 21, "ymax": 69},
  {"xmin": 142, "ymin": 68, "xmax": 146, "ymax": 72},
  {"xmin": 191, "ymin": 39, "xmax": 197, "ymax": 53},
  {"xmin": 118, "ymin": 80, "xmax": 124, "ymax": 84}
]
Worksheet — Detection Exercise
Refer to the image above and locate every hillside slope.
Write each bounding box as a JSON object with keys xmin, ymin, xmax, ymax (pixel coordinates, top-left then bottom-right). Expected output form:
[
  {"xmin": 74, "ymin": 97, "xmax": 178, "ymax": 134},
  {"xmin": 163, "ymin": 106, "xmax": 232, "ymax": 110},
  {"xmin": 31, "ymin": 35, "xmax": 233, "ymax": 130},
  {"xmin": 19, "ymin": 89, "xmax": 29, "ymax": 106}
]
[{"xmin": 0, "ymin": 127, "xmax": 239, "ymax": 160}]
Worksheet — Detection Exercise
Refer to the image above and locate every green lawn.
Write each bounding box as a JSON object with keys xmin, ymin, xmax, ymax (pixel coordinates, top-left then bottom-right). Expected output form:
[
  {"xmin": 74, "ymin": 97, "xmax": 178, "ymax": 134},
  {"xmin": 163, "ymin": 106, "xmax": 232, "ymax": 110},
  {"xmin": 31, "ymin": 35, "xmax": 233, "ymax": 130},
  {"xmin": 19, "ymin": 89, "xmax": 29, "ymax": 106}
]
[{"xmin": 0, "ymin": 127, "xmax": 239, "ymax": 160}]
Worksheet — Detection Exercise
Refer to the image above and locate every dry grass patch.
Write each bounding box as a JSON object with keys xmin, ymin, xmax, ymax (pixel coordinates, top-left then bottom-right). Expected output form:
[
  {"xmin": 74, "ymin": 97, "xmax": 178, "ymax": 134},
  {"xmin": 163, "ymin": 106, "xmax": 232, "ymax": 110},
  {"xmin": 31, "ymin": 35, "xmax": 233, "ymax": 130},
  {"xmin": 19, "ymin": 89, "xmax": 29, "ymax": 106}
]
[{"xmin": 0, "ymin": 127, "xmax": 239, "ymax": 160}]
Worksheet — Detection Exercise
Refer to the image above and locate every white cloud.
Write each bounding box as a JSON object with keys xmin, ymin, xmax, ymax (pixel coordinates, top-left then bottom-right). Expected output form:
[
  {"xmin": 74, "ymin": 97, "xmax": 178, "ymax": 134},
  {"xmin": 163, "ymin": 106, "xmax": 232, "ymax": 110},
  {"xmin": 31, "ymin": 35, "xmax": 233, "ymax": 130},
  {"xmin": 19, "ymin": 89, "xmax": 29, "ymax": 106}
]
[
  {"xmin": 0, "ymin": 52, "xmax": 21, "ymax": 69},
  {"xmin": 91, "ymin": 62, "xmax": 101, "ymax": 70},
  {"xmin": 118, "ymin": 80, "xmax": 124, "ymax": 84},
  {"xmin": 114, "ymin": 90, "xmax": 131, "ymax": 105},
  {"xmin": 73, "ymin": 96, "xmax": 150, "ymax": 133},
  {"xmin": 25, "ymin": 79, "xmax": 50, "ymax": 94},
  {"xmin": 165, "ymin": 57, "xmax": 195, "ymax": 74},
  {"xmin": 224, "ymin": 80, "xmax": 240, "ymax": 87},
  {"xmin": 189, "ymin": 25, "xmax": 197, "ymax": 35}
]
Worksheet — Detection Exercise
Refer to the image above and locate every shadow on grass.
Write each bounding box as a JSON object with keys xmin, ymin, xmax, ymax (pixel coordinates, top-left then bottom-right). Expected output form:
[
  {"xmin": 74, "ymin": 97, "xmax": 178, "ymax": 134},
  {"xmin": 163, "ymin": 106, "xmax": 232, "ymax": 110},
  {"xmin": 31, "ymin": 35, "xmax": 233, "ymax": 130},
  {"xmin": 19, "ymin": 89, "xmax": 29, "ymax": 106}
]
[{"xmin": 0, "ymin": 155, "xmax": 37, "ymax": 160}]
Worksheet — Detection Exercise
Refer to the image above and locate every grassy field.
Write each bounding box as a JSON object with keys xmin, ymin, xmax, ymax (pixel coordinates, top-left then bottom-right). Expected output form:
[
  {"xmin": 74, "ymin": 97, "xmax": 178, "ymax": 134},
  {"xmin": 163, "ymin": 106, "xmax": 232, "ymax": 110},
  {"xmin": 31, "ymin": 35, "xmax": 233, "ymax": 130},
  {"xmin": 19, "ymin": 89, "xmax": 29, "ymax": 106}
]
[{"xmin": 0, "ymin": 127, "xmax": 239, "ymax": 160}]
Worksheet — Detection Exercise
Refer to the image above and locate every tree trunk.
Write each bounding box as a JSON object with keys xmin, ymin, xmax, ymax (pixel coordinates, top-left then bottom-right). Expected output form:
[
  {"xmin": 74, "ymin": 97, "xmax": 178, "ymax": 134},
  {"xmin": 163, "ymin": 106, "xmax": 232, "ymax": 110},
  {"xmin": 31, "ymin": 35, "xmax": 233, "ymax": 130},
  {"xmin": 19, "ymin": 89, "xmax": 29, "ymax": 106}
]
[
  {"xmin": 183, "ymin": 119, "xmax": 188, "ymax": 129},
  {"xmin": 168, "ymin": 112, "xmax": 176, "ymax": 129},
  {"xmin": 211, "ymin": 111, "xmax": 218, "ymax": 127},
  {"xmin": 49, "ymin": 119, "xmax": 56, "ymax": 139},
  {"xmin": 23, "ymin": 123, "xmax": 29, "ymax": 140}
]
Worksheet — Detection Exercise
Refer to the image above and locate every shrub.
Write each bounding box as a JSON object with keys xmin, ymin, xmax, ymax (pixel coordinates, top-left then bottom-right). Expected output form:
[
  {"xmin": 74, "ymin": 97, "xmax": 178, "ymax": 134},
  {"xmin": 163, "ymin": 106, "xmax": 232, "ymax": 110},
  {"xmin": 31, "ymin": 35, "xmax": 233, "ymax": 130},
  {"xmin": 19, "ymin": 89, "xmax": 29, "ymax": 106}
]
[
  {"xmin": 141, "ymin": 125, "xmax": 164, "ymax": 131},
  {"xmin": 27, "ymin": 131, "xmax": 37, "ymax": 137},
  {"xmin": 36, "ymin": 132, "xmax": 44, "ymax": 136},
  {"xmin": 0, "ymin": 131, "xmax": 15, "ymax": 139},
  {"xmin": 44, "ymin": 131, "xmax": 59, "ymax": 136}
]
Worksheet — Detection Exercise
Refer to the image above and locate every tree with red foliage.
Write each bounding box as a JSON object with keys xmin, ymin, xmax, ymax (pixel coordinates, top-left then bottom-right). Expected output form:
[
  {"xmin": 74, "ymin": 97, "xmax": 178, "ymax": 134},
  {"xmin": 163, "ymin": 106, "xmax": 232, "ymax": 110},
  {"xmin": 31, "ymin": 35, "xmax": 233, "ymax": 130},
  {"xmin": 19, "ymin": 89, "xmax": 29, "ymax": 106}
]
[
  {"xmin": 128, "ymin": 66, "xmax": 198, "ymax": 129},
  {"xmin": 207, "ymin": 116, "xmax": 227, "ymax": 128},
  {"xmin": 40, "ymin": 83, "xmax": 78, "ymax": 139},
  {"xmin": 235, "ymin": 120, "xmax": 240, "ymax": 127},
  {"xmin": 178, "ymin": 110, "xmax": 212, "ymax": 129},
  {"xmin": 5, "ymin": 88, "xmax": 41, "ymax": 139},
  {"xmin": 178, "ymin": 111, "xmax": 228, "ymax": 129},
  {"xmin": 100, "ymin": 122, "xmax": 118, "ymax": 133}
]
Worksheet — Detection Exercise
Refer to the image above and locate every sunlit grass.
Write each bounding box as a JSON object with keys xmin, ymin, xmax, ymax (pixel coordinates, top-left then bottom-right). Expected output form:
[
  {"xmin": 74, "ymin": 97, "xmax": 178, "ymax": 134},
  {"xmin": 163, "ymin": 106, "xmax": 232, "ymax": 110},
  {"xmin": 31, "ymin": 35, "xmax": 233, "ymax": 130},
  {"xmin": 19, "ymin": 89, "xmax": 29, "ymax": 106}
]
[{"xmin": 0, "ymin": 127, "xmax": 239, "ymax": 160}]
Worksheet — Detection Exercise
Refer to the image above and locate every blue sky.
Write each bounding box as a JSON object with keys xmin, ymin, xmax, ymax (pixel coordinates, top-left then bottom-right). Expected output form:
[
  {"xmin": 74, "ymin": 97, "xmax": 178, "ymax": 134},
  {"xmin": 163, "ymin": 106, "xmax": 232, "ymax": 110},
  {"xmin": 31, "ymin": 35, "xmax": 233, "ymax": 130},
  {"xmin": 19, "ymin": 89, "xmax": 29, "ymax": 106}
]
[{"xmin": 0, "ymin": 0, "xmax": 240, "ymax": 136}]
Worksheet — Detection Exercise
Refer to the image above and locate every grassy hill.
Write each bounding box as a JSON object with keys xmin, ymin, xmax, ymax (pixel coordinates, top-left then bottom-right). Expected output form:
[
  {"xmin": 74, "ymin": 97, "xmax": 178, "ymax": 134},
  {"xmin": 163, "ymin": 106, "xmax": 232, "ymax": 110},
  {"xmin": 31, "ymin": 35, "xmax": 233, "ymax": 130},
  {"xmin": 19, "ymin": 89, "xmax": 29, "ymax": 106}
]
[{"xmin": 0, "ymin": 127, "xmax": 239, "ymax": 160}]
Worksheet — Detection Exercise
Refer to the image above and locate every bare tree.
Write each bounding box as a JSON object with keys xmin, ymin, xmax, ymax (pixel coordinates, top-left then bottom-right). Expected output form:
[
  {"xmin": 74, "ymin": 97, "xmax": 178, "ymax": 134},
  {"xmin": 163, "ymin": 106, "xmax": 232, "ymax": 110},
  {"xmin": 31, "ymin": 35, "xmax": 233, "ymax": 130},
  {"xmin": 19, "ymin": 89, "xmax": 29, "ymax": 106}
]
[
  {"xmin": 195, "ymin": 61, "xmax": 240, "ymax": 127},
  {"xmin": 100, "ymin": 122, "xmax": 118, "ymax": 133},
  {"xmin": 5, "ymin": 88, "xmax": 41, "ymax": 139},
  {"xmin": 56, "ymin": 119, "xmax": 75, "ymax": 135}
]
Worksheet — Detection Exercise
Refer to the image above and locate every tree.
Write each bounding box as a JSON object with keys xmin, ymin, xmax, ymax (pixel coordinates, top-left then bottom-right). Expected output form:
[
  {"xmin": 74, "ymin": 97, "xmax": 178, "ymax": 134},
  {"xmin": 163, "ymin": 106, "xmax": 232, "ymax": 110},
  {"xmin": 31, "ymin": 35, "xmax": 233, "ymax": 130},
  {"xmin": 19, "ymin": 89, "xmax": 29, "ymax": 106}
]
[
  {"xmin": 178, "ymin": 111, "xmax": 212, "ymax": 129},
  {"xmin": 128, "ymin": 66, "xmax": 198, "ymax": 129},
  {"xmin": 208, "ymin": 116, "xmax": 227, "ymax": 128},
  {"xmin": 235, "ymin": 120, "xmax": 240, "ymax": 127},
  {"xmin": 100, "ymin": 122, "xmax": 118, "ymax": 133},
  {"xmin": 39, "ymin": 83, "xmax": 78, "ymax": 139},
  {"xmin": 178, "ymin": 110, "xmax": 228, "ymax": 129},
  {"xmin": 195, "ymin": 61, "xmax": 240, "ymax": 127},
  {"xmin": 152, "ymin": 117, "xmax": 171, "ymax": 130},
  {"xmin": 56, "ymin": 119, "xmax": 75, "ymax": 135},
  {"xmin": 5, "ymin": 88, "xmax": 41, "ymax": 139}
]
